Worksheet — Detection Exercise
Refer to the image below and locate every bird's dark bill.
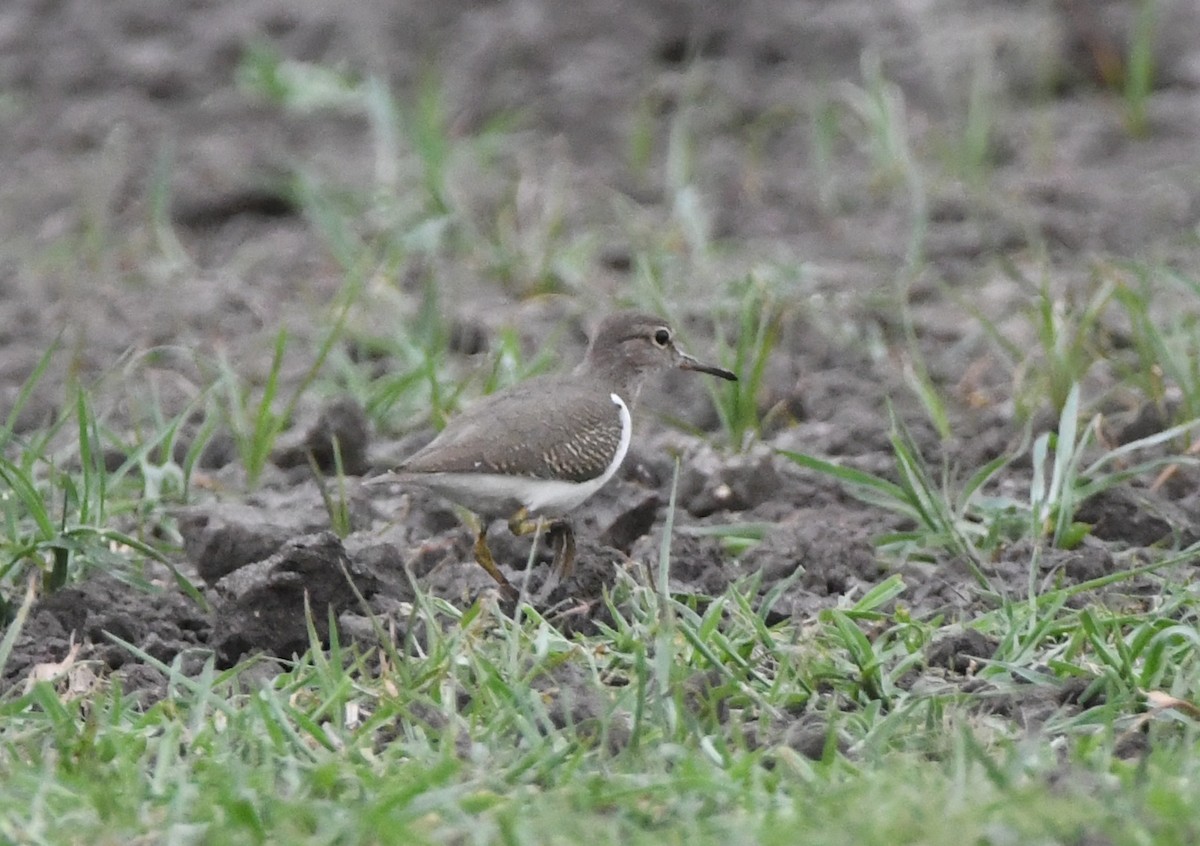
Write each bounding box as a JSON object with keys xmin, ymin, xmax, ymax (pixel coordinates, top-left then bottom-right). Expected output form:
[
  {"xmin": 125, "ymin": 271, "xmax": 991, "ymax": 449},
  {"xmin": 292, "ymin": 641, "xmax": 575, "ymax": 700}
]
[{"xmin": 679, "ymin": 354, "xmax": 737, "ymax": 381}]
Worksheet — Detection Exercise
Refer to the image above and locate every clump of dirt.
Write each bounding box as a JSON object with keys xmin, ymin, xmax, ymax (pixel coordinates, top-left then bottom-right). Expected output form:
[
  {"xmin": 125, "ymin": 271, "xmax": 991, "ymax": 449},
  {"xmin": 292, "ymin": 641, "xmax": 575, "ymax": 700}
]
[
  {"xmin": 1, "ymin": 574, "xmax": 211, "ymax": 703},
  {"xmin": 271, "ymin": 396, "xmax": 372, "ymax": 477},
  {"xmin": 210, "ymin": 531, "xmax": 381, "ymax": 666}
]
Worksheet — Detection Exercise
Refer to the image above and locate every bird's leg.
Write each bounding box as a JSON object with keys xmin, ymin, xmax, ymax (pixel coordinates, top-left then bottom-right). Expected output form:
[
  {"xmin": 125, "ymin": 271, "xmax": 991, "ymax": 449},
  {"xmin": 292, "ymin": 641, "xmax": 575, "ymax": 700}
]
[
  {"xmin": 545, "ymin": 519, "xmax": 576, "ymax": 579},
  {"xmin": 508, "ymin": 508, "xmax": 575, "ymax": 599},
  {"xmin": 470, "ymin": 521, "xmax": 519, "ymax": 601}
]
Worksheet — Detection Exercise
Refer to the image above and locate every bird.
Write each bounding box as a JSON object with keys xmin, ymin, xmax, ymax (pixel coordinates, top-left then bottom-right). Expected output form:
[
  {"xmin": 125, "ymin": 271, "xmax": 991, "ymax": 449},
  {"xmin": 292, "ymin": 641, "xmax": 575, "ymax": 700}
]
[{"xmin": 368, "ymin": 311, "xmax": 737, "ymax": 600}]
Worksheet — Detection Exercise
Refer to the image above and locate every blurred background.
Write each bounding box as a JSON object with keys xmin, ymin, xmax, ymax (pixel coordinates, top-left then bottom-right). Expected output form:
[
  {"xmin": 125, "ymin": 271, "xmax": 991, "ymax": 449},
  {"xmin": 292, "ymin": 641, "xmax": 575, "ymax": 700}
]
[{"xmin": 2, "ymin": 0, "xmax": 1199, "ymax": 438}]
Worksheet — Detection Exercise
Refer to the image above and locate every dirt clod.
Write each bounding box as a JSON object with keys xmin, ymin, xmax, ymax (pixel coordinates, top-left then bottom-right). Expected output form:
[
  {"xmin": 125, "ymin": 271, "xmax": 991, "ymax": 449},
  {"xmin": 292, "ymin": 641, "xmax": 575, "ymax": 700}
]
[
  {"xmin": 1, "ymin": 575, "xmax": 210, "ymax": 699},
  {"xmin": 180, "ymin": 509, "xmax": 302, "ymax": 584},
  {"xmin": 926, "ymin": 629, "xmax": 997, "ymax": 675},
  {"xmin": 682, "ymin": 444, "xmax": 782, "ymax": 518},
  {"xmin": 272, "ymin": 396, "xmax": 372, "ymax": 476},
  {"xmin": 211, "ymin": 531, "xmax": 380, "ymax": 666}
]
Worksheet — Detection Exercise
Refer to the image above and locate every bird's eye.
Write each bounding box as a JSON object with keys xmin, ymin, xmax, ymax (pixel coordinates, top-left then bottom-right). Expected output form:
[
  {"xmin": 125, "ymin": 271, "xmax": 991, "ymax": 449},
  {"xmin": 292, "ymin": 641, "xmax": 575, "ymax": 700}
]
[{"xmin": 653, "ymin": 328, "xmax": 671, "ymax": 347}]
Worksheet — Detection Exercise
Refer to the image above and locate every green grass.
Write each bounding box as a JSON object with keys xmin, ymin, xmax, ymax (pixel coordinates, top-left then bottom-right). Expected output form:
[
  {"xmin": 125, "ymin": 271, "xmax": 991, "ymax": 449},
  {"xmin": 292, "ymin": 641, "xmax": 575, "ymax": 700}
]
[
  {"xmin": 2, "ymin": 531, "xmax": 1199, "ymax": 844},
  {"xmin": 706, "ymin": 272, "xmax": 787, "ymax": 450},
  {"xmin": 1123, "ymin": 0, "xmax": 1159, "ymax": 138},
  {"xmin": 0, "ymin": 360, "xmax": 206, "ymax": 622},
  {"xmin": 1111, "ymin": 263, "xmax": 1200, "ymax": 427},
  {"xmin": 784, "ymin": 383, "xmax": 1200, "ymax": 574},
  {"xmin": 968, "ymin": 261, "xmax": 1200, "ymax": 426},
  {"xmin": 838, "ymin": 51, "xmax": 928, "ymax": 268},
  {"xmin": 936, "ymin": 42, "xmax": 1001, "ymax": 191}
]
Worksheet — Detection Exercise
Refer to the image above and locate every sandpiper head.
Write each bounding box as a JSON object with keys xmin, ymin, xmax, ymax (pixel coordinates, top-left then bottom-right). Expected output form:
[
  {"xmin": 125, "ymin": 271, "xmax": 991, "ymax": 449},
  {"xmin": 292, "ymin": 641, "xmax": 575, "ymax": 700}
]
[{"xmin": 583, "ymin": 311, "xmax": 737, "ymax": 390}]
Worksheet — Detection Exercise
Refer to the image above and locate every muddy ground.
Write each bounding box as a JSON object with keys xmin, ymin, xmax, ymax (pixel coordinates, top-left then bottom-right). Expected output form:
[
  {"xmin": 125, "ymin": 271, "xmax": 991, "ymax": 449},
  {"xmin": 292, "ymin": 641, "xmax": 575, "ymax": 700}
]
[{"xmin": 3, "ymin": 0, "xmax": 1200, "ymax": 737}]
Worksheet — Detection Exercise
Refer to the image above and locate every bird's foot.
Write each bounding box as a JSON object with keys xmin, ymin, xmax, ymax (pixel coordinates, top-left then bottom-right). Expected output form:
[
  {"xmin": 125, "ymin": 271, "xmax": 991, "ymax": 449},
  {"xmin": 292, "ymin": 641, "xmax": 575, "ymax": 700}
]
[
  {"xmin": 507, "ymin": 507, "xmax": 537, "ymax": 537},
  {"xmin": 508, "ymin": 509, "xmax": 575, "ymax": 578},
  {"xmin": 508, "ymin": 508, "xmax": 575, "ymax": 599}
]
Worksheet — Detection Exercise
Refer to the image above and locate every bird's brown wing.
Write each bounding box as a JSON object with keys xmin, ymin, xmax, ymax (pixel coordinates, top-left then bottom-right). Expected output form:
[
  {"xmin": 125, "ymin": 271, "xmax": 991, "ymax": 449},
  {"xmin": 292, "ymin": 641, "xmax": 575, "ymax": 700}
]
[{"xmin": 399, "ymin": 376, "xmax": 626, "ymax": 483}]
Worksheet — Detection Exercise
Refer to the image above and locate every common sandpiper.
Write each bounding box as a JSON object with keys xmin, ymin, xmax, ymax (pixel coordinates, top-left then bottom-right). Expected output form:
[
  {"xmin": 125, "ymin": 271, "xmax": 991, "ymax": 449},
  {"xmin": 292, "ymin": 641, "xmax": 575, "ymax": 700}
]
[{"xmin": 369, "ymin": 311, "xmax": 737, "ymax": 599}]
